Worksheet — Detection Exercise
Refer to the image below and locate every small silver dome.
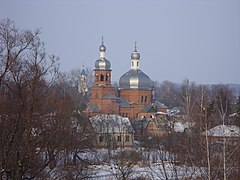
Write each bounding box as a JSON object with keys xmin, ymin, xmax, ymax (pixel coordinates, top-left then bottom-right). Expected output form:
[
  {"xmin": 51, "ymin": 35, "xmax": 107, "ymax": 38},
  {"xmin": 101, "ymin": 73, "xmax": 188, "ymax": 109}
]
[
  {"xmin": 99, "ymin": 44, "xmax": 106, "ymax": 52},
  {"xmin": 119, "ymin": 69, "xmax": 151, "ymax": 90},
  {"xmin": 95, "ymin": 58, "xmax": 111, "ymax": 70},
  {"xmin": 131, "ymin": 50, "xmax": 140, "ymax": 59}
]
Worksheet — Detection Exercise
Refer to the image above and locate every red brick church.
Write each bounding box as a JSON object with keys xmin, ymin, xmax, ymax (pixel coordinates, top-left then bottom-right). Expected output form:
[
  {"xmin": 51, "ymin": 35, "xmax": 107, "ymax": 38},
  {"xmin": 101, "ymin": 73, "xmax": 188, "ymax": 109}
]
[{"xmin": 85, "ymin": 39, "xmax": 165, "ymax": 121}]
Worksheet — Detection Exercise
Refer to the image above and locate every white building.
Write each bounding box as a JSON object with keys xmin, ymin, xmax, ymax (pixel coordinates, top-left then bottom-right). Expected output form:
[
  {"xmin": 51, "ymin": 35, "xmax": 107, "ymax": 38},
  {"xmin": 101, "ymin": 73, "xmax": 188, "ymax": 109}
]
[{"xmin": 89, "ymin": 114, "xmax": 134, "ymax": 148}]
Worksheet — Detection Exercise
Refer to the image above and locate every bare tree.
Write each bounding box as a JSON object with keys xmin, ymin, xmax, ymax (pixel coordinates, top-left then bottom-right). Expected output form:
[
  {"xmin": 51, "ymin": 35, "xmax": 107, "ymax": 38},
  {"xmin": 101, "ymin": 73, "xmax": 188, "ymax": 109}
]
[
  {"xmin": 211, "ymin": 84, "xmax": 234, "ymax": 180},
  {"xmin": 156, "ymin": 80, "xmax": 177, "ymax": 108},
  {"xmin": 110, "ymin": 150, "xmax": 144, "ymax": 180},
  {"xmin": 0, "ymin": 18, "xmax": 40, "ymax": 87},
  {"xmin": 0, "ymin": 18, "xmax": 91, "ymax": 179},
  {"xmin": 57, "ymin": 67, "xmax": 94, "ymax": 111},
  {"xmin": 178, "ymin": 79, "xmax": 197, "ymax": 118},
  {"xmin": 193, "ymin": 84, "xmax": 214, "ymax": 180}
]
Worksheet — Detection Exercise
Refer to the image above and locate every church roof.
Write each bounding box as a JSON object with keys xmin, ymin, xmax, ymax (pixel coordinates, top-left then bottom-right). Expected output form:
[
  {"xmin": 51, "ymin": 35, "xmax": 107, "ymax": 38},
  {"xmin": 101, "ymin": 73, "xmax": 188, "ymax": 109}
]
[
  {"xmin": 103, "ymin": 93, "xmax": 118, "ymax": 99},
  {"xmin": 103, "ymin": 94, "xmax": 132, "ymax": 108},
  {"xmin": 117, "ymin": 97, "xmax": 132, "ymax": 108}
]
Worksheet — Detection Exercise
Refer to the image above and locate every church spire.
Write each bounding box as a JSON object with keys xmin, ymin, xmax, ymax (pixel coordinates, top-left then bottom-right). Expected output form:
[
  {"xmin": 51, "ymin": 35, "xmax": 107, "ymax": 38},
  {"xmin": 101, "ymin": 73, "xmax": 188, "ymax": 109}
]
[
  {"xmin": 78, "ymin": 65, "xmax": 88, "ymax": 95},
  {"xmin": 99, "ymin": 36, "xmax": 106, "ymax": 59}
]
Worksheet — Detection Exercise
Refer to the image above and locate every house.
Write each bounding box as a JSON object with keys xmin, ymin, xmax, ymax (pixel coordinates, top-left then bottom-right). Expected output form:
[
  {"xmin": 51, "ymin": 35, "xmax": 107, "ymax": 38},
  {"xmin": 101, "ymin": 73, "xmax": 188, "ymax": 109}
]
[
  {"xmin": 138, "ymin": 101, "xmax": 170, "ymax": 120},
  {"xmin": 202, "ymin": 125, "xmax": 240, "ymax": 145},
  {"xmin": 145, "ymin": 118, "xmax": 167, "ymax": 137},
  {"xmin": 89, "ymin": 114, "xmax": 134, "ymax": 148},
  {"xmin": 134, "ymin": 106, "xmax": 194, "ymax": 139}
]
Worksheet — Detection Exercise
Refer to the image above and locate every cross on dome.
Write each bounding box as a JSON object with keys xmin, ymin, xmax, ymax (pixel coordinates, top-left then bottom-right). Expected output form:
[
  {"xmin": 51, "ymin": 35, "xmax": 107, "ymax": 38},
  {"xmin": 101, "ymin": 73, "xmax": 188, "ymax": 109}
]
[
  {"xmin": 102, "ymin": 36, "xmax": 104, "ymax": 45},
  {"xmin": 99, "ymin": 36, "xmax": 106, "ymax": 52}
]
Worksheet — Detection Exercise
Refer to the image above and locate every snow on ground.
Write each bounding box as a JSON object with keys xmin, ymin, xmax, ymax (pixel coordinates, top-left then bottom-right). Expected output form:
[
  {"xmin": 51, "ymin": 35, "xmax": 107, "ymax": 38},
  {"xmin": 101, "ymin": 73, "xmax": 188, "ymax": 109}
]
[
  {"xmin": 75, "ymin": 148, "xmax": 204, "ymax": 179},
  {"xmin": 86, "ymin": 163, "xmax": 203, "ymax": 180}
]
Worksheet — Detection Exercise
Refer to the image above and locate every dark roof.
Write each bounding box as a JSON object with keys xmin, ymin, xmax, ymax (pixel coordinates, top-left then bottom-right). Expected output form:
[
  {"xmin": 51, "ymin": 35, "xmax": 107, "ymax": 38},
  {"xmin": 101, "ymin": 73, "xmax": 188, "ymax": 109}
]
[
  {"xmin": 102, "ymin": 94, "xmax": 132, "ymax": 108},
  {"xmin": 88, "ymin": 104, "xmax": 100, "ymax": 112},
  {"xmin": 81, "ymin": 68, "xmax": 86, "ymax": 76},
  {"xmin": 141, "ymin": 105, "xmax": 157, "ymax": 113},
  {"xmin": 103, "ymin": 93, "xmax": 118, "ymax": 99},
  {"xmin": 154, "ymin": 101, "xmax": 169, "ymax": 109},
  {"xmin": 117, "ymin": 97, "xmax": 132, "ymax": 108}
]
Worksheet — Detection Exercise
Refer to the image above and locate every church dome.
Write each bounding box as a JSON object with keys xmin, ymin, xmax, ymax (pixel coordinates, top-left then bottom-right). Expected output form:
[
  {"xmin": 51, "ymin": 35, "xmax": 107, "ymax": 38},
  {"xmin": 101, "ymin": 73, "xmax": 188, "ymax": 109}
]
[
  {"xmin": 99, "ymin": 44, "xmax": 106, "ymax": 52},
  {"xmin": 95, "ymin": 58, "xmax": 111, "ymax": 70},
  {"xmin": 95, "ymin": 38, "xmax": 111, "ymax": 70},
  {"xmin": 119, "ymin": 69, "xmax": 151, "ymax": 90},
  {"xmin": 131, "ymin": 50, "xmax": 140, "ymax": 59},
  {"xmin": 119, "ymin": 42, "xmax": 151, "ymax": 90}
]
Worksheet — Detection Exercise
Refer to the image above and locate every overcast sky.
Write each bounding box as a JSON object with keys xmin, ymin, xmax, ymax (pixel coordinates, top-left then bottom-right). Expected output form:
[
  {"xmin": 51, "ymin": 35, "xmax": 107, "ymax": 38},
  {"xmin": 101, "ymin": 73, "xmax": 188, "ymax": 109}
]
[{"xmin": 1, "ymin": 0, "xmax": 240, "ymax": 84}]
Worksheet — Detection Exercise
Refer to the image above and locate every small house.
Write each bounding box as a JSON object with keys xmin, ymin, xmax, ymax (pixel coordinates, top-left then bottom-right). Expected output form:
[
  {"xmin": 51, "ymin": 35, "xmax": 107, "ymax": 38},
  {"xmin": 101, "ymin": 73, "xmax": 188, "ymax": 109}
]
[{"xmin": 89, "ymin": 114, "xmax": 134, "ymax": 148}]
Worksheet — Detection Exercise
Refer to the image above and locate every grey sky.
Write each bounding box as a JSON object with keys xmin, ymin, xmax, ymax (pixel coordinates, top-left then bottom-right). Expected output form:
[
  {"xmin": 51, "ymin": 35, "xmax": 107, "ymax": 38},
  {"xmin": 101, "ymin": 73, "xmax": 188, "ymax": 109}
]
[{"xmin": 1, "ymin": 0, "xmax": 240, "ymax": 84}]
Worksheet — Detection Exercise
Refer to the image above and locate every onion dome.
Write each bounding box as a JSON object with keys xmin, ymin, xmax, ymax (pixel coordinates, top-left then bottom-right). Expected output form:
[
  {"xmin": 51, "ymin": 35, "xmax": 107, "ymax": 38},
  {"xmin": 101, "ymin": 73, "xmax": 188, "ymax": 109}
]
[
  {"xmin": 131, "ymin": 49, "xmax": 140, "ymax": 59},
  {"xmin": 99, "ymin": 44, "xmax": 106, "ymax": 52},
  {"xmin": 119, "ymin": 42, "xmax": 151, "ymax": 90},
  {"xmin": 119, "ymin": 69, "xmax": 151, "ymax": 90},
  {"xmin": 95, "ymin": 59, "xmax": 111, "ymax": 70},
  {"xmin": 95, "ymin": 37, "xmax": 111, "ymax": 70}
]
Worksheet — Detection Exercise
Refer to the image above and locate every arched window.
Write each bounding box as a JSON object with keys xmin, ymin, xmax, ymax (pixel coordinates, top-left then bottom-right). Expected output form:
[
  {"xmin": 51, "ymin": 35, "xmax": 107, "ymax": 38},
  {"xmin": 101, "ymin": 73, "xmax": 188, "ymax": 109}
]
[
  {"xmin": 96, "ymin": 74, "xmax": 99, "ymax": 81},
  {"xmin": 106, "ymin": 74, "xmax": 109, "ymax": 81},
  {"xmin": 145, "ymin": 96, "xmax": 147, "ymax": 103},
  {"xmin": 132, "ymin": 62, "xmax": 134, "ymax": 66},
  {"xmin": 137, "ymin": 62, "xmax": 139, "ymax": 66},
  {"xmin": 100, "ymin": 74, "xmax": 104, "ymax": 81}
]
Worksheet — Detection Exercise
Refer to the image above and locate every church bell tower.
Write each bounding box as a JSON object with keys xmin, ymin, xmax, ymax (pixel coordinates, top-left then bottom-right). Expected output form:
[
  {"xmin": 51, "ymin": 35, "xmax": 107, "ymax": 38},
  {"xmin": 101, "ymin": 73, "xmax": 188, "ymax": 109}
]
[{"xmin": 94, "ymin": 37, "xmax": 112, "ymax": 86}]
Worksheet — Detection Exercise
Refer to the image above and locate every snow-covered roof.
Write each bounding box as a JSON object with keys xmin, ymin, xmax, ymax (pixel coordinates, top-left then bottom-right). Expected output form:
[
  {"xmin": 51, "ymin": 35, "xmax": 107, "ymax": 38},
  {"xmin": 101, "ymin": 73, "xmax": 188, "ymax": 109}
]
[
  {"xmin": 156, "ymin": 111, "xmax": 167, "ymax": 115},
  {"xmin": 168, "ymin": 107, "xmax": 185, "ymax": 116},
  {"xmin": 204, "ymin": 125, "xmax": 240, "ymax": 137},
  {"xmin": 89, "ymin": 114, "xmax": 134, "ymax": 133}
]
